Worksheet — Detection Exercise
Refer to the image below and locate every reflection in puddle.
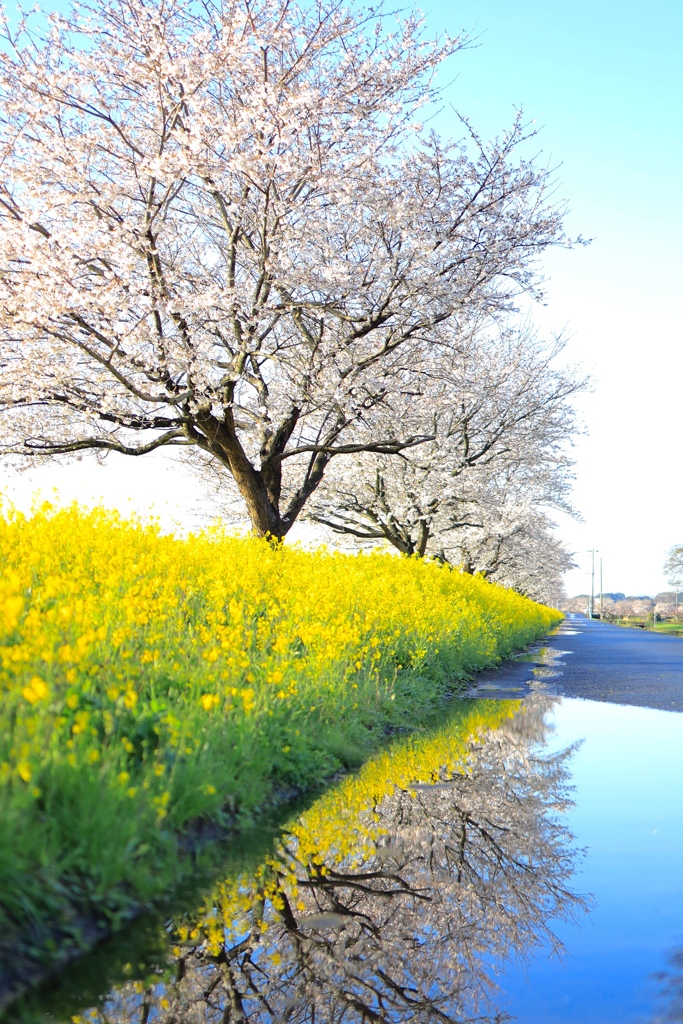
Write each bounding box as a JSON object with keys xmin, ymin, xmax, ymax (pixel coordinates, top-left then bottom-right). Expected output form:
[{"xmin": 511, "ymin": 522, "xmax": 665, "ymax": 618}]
[
  {"xmin": 653, "ymin": 948, "xmax": 683, "ymax": 1023},
  {"xmin": 528, "ymin": 648, "xmax": 571, "ymax": 685},
  {"xmin": 44, "ymin": 699, "xmax": 586, "ymax": 1024},
  {"xmin": 470, "ymin": 682, "xmax": 525, "ymax": 691},
  {"xmin": 24, "ymin": 698, "xmax": 683, "ymax": 1024},
  {"xmin": 469, "ymin": 645, "xmax": 572, "ymax": 698}
]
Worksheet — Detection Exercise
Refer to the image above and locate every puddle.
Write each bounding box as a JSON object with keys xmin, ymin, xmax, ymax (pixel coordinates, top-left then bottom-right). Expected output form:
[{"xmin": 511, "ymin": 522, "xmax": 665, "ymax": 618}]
[
  {"xmin": 469, "ymin": 682, "xmax": 526, "ymax": 691},
  {"xmin": 467, "ymin": 644, "xmax": 573, "ymax": 699},
  {"xmin": 10, "ymin": 698, "xmax": 683, "ymax": 1023},
  {"xmin": 514, "ymin": 648, "xmax": 546, "ymax": 662},
  {"xmin": 497, "ymin": 699, "xmax": 683, "ymax": 1023}
]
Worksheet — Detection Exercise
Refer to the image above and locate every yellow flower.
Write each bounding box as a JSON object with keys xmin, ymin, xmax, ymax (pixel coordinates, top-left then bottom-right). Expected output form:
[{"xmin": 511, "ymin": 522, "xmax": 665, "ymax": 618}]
[
  {"xmin": 240, "ymin": 688, "xmax": 255, "ymax": 711},
  {"xmin": 21, "ymin": 677, "xmax": 49, "ymax": 705},
  {"xmin": 0, "ymin": 499, "xmax": 560, "ymax": 895},
  {"xmin": 1, "ymin": 593, "xmax": 24, "ymax": 633}
]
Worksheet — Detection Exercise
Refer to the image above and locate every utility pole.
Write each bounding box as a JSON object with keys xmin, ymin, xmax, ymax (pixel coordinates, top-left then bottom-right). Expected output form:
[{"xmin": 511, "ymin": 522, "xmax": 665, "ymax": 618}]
[
  {"xmin": 599, "ymin": 557, "xmax": 603, "ymax": 620},
  {"xmin": 589, "ymin": 549, "xmax": 595, "ymax": 618}
]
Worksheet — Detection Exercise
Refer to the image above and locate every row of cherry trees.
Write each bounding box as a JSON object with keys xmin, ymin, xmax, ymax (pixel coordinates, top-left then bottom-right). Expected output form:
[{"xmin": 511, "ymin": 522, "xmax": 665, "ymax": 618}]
[
  {"xmin": 305, "ymin": 325, "xmax": 581, "ymax": 602},
  {"xmin": 0, "ymin": 0, "xmax": 583, "ymax": 600}
]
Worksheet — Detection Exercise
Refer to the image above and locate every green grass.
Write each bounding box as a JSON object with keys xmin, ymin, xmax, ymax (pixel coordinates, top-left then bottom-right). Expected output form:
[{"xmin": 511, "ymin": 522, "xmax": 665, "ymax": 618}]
[{"xmin": 614, "ymin": 617, "xmax": 683, "ymax": 634}]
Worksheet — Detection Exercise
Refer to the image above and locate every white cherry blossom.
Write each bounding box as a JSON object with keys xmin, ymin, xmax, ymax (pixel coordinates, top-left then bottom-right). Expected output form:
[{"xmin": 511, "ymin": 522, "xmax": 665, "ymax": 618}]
[{"xmin": 0, "ymin": 0, "xmax": 570, "ymax": 536}]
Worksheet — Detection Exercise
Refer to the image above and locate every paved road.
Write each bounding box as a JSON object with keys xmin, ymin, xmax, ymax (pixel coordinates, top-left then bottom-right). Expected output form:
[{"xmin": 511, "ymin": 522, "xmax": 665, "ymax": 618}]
[{"xmin": 468, "ymin": 613, "xmax": 683, "ymax": 712}]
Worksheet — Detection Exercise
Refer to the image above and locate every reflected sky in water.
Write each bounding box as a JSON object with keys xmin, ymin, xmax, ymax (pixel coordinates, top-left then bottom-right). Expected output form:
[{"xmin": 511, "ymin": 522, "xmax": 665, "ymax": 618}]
[
  {"xmin": 497, "ymin": 699, "xmax": 683, "ymax": 1023},
  {"xmin": 13, "ymin": 697, "xmax": 683, "ymax": 1023}
]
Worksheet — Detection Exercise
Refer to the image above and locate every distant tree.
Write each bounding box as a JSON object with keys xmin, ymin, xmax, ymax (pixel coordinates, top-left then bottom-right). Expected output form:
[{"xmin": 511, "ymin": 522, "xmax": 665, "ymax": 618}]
[
  {"xmin": 654, "ymin": 602, "xmax": 676, "ymax": 622},
  {"xmin": 664, "ymin": 548, "xmax": 683, "ymax": 589},
  {"xmin": 630, "ymin": 599, "xmax": 654, "ymax": 617},
  {"xmin": 595, "ymin": 597, "xmax": 617, "ymax": 620},
  {"xmin": 663, "ymin": 546, "xmax": 683, "ymax": 618}
]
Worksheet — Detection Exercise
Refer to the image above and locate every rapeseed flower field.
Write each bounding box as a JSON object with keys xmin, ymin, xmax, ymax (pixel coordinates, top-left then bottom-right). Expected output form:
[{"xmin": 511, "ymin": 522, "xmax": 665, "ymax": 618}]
[{"xmin": 0, "ymin": 501, "xmax": 560, "ymax": 976}]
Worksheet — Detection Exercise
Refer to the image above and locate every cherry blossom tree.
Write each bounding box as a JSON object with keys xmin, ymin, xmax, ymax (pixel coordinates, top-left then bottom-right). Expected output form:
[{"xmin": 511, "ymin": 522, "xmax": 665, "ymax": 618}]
[
  {"xmin": 664, "ymin": 547, "xmax": 683, "ymax": 594},
  {"xmin": 306, "ymin": 326, "xmax": 582, "ymax": 582},
  {"xmin": 0, "ymin": 0, "xmax": 570, "ymax": 536},
  {"xmin": 451, "ymin": 501, "xmax": 575, "ymax": 605}
]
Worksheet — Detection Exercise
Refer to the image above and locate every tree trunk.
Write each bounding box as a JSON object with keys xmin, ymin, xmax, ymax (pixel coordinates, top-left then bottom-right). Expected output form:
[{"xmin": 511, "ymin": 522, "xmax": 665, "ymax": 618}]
[
  {"xmin": 415, "ymin": 520, "xmax": 430, "ymax": 558},
  {"xmin": 193, "ymin": 410, "xmax": 289, "ymax": 537}
]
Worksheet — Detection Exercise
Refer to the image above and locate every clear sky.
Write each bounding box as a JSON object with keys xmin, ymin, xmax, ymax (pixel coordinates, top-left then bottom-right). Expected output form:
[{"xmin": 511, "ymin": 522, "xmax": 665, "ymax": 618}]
[
  {"xmin": 2, "ymin": 0, "xmax": 682, "ymax": 597},
  {"xmin": 424, "ymin": 0, "xmax": 683, "ymax": 597}
]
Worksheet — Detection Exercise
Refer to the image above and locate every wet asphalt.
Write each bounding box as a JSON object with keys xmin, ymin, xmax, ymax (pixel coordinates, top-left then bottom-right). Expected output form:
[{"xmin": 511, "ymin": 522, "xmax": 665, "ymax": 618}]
[{"xmin": 467, "ymin": 613, "xmax": 683, "ymax": 712}]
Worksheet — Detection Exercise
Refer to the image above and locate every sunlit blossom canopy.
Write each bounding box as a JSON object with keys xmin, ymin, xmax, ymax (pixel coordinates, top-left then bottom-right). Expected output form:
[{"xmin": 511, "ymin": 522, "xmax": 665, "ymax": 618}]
[{"xmin": 0, "ymin": 0, "xmax": 569, "ymax": 535}]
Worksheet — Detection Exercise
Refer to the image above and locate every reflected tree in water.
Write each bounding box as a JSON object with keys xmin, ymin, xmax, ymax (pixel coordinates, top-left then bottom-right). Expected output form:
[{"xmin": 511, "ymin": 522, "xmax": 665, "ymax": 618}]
[
  {"xmin": 85, "ymin": 698, "xmax": 587, "ymax": 1024},
  {"xmin": 652, "ymin": 948, "xmax": 683, "ymax": 1024}
]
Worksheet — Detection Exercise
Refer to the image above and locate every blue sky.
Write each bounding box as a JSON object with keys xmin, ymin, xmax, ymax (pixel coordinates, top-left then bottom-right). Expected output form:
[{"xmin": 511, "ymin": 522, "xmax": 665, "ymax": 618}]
[
  {"xmin": 3, "ymin": 0, "xmax": 682, "ymax": 595},
  {"xmin": 422, "ymin": 0, "xmax": 683, "ymax": 596}
]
